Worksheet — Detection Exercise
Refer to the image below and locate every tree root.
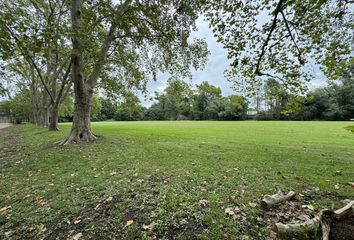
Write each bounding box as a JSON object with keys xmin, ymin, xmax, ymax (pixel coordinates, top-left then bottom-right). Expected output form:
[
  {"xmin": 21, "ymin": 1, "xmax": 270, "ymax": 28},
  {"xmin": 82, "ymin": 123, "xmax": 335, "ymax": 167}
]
[
  {"xmin": 261, "ymin": 190, "xmax": 296, "ymax": 209},
  {"xmin": 273, "ymin": 200, "xmax": 354, "ymax": 239},
  {"xmin": 60, "ymin": 128, "xmax": 98, "ymax": 145}
]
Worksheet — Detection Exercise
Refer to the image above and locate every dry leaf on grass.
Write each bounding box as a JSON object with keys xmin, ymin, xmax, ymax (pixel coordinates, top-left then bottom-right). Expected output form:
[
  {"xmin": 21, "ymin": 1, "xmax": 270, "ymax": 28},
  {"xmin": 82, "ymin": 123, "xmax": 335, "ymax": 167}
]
[
  {"xmin": 71, "ymin": 232, "xmax": 83, "ymax": 240},
  {"xmin": 199, "ymin": 199, "xmax": 209, "ymax": 207},
  {"xmin": 126, "ymin": 220, "xmax": 134, "ymax": 227},
  {"xmin": 39, "ymin": 224, "xmax": 46, "ymax": 232},
  {"xmin": 248, "ymin": 202, "xmax": 257, "ymax": 208},
  {"xmin": 301, "ymin": 204, "xmax": 314, "ymax": 211},
  {"xmin": 73, "ymin": 219, "xmax": 81, "ymax": 224},
  {"xmin": 0, "ymin": 206, "xmax": 11, "ymax": 212},
  {"xmin": 110, "ymin": 171, "xmax": 117, "ymax": 176},
  {"xmin": 225, "ymin": 207, "xmax": 246, "ymax": 220},
  {"xmin": 106, "ymin": 196, "xmax": 113, "ymax": 202},
  {"xmin": 142, "ymin": 222, "xmax": 155, "ymax": 230}
]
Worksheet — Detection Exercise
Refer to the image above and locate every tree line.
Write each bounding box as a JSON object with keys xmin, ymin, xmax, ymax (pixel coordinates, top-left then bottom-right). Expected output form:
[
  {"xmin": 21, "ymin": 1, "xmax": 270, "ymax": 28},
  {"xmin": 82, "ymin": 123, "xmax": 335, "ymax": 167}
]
[
  {"xmin": 2, "ymin": 69, "xmax": 354, "ymax": 123},
  {"xmin": 93, "ymin": 80, "xmax": 248, "ymax": 121},
  {"xmin": 254, "ymin": 65, "xmax": 354, "ymax": 121}
]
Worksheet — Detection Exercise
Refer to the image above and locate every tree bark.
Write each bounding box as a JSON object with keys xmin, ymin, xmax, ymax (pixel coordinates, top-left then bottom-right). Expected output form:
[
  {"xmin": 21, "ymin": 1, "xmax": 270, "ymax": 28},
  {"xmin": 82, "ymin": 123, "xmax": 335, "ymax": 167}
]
[
  {"xmin": 61, "ymin": 0, "xmax": 97, "ymax": 144},
  {"xmin": 61, "ymin": 0, "xmax": 130, "ymax": 144},
  {"xmin": 48, "ymin": 103, "xmax": 59, "ymax": 131},
  {"xmin": 61, "ymin": 84, "xmax": 97, "ymax": 144}
]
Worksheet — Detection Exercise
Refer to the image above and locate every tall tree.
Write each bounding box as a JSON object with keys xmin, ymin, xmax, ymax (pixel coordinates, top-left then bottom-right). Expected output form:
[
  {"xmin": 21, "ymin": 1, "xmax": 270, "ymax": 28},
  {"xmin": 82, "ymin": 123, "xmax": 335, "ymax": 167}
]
[
  {"xmin": 0, "ymin": 0, "xmax": 72, "ymax": 130},
  {"xmin": 64, "ymin": 0, "xmax": 208, "ymax": 144},
  {"xmin": 193, "ymin": 81, "xmax": 221, "ymax": 120}
]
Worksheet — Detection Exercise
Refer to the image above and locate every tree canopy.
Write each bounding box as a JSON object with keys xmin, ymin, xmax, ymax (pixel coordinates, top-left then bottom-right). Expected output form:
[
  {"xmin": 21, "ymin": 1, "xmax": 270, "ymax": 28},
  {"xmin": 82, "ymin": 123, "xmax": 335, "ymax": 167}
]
[{"xmin": 205, "ymin": 0, "xmax": 354, "ymax": 93}]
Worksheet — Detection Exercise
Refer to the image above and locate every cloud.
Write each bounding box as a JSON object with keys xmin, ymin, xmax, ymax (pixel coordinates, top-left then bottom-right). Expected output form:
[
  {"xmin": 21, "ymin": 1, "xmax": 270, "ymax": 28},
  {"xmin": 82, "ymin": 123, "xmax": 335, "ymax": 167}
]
[{"xmin": 140, "ymin": 17, "xmax": 234, "ymax": 107}]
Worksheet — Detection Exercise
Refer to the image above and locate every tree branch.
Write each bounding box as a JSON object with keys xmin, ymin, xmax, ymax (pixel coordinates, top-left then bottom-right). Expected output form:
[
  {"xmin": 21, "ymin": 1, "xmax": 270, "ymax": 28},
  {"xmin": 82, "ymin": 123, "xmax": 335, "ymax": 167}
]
[
  {"xmin": 3, "ymin": 23, "xmax": 55, "ymax": 104},
  {"xmin": 280, "ymin": 9, "xmax": 304, "ymax": 64},
  {"xmin": 255, "ymin": 0, "xmax": 285, "ymax": 75},
  {"xmin": 56, "ymin": 59, "xmax": 72, "ymax": 104},
  {"xmin": 86, "ymin": 0, "xmax": 132, "ymax": 89}
]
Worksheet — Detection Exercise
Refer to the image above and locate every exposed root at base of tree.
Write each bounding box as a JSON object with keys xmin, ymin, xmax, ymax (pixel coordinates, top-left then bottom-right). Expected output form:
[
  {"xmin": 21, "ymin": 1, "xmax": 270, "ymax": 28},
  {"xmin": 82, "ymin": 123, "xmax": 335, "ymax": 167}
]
[
  {"xmin": 272, "ymin": 198, "xmax": 354, "ymax": 240},
  {"xmin": 60, "ymin": 129, "xmax": 99, "ymax": 145}
]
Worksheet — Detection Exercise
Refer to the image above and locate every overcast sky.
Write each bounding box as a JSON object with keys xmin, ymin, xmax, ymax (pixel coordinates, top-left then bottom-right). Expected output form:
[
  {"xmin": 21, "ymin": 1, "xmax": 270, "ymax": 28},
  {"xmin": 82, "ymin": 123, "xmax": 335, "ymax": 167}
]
[
  {"xmin": 139, "ymin": 17, "xmax": 234, "ymax": 107},
  {"xmin": 139, "ymin": 17, "xmax": 327, "ymax": 107}
]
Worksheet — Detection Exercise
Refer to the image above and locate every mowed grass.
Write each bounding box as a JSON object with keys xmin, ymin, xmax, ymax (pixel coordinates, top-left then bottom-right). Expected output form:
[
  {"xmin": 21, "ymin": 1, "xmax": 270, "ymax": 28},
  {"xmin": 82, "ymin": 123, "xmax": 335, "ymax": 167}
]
[{"xmin": 0, "ymin": 121, "xmax": 353, "ymax": 239}]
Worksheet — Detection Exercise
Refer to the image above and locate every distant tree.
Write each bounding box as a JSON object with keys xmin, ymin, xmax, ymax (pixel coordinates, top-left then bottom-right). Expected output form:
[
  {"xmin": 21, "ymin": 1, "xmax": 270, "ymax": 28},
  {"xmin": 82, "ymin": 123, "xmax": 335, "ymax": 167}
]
[
  {"xmin": 144, "ymin": 103, "xmax": 164, "ymax": 120},
  {"xmin": 3, "ymin": 90, "xmax": 33, "ymax": 123},
  {"xmin": 1, "ymin": 0, "xmax": 72, "ymax": 130},
  {"xmin": 95, "ymin": 99, "xmax": 117, "ymax": 121},
  {"xmin": 193, "ymin": 81, "xmax": 221, "ymax": 120},
  {"xmin": 211, "ymin": 95, "xmax": 248, "ymax": 120},
  {"xmin": 156, "ymin": 79, "xmax": 193, "ymax": 120},
  {"xmin": 114, "ymin": 93, "xmax": 145, "ymax": 121}
]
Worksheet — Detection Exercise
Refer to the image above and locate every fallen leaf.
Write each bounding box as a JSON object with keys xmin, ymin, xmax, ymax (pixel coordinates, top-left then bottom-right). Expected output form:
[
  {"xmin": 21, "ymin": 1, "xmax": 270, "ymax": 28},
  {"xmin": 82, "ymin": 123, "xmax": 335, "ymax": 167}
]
[
  {"xmin": 334, "ymin": 184, "xmax": 341, "ymax": 190},
  {"xmin": 71, "ymin": 232, "xmax": 83, "ymax": 240},
  {"xmin": 106, "ymin": 196, "xmax": 113, "ymax": 202},
  {"xmin": 73, "ymin": 219, "xmax": 81, "ymax": 224},
  {"xmin": 0, "ymin": 206, "xmax": 11, "ymax": 212},
  {"xmin": 348, "ymin": 182, "xmax": 354, "ymax": 188},
  {"xmin": 225, "ymin": 207, "xmax": 235, "ymax": 216},
  {"xmin": 126, "ymin": 220, "xmax": 134, "ymax": 227},
  {"xmin": 142, "ymin": 222, "xmax": 155, "ymax": 230},
  {"xmin": 248, "ymin": 202, "xmax": 257, "ymax": 208},
  {"xmin": 94, "ymin": 204, "xmax": 101, "ymax": 210},
  {"xmin": 199, "ymin": 199, "xmax": 209, "ymax": 207},
  {"xmin": 233, "ymin": 167, "xmax": 240, "ymax": 172},
  {"xmin": 39, "ymin": 224, "xmax": 46, "ymax": 232},
  {"xmin": 301, "ymin": 204, "xmax": 314, "ymax": 211},
  {"xmin": 335, "ymin": 170, "xmax": 342, "ymax": 175},
  {"xmin": 110, "ymin": 171, "xmax": 117, "ymax": 176}
]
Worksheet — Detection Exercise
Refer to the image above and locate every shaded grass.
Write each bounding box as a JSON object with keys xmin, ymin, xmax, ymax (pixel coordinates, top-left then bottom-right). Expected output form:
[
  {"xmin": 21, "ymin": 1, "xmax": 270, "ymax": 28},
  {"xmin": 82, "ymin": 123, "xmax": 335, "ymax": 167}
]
[
  {"xmin": 345, "ymin": 125, "xmax": 354, "ymax": 133},
  {"xmin": 0, "ymin": 121, "xmax": 353, "ymax": 239}
]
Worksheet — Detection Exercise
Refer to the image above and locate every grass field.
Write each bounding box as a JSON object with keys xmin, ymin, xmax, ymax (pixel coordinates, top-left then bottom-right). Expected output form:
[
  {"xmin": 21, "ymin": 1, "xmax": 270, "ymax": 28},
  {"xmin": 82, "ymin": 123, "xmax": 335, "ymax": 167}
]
[{"xmin": 0, "ymin": 121, "xmax": 353, "ymax": 239}]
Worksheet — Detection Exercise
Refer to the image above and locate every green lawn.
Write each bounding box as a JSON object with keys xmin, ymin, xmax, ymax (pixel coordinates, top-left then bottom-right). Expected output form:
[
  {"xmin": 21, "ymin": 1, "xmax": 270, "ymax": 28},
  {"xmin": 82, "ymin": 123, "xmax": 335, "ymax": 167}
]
[{"xmin": 0, "ymin": 121, "xmax": 353, "ymax": 239}]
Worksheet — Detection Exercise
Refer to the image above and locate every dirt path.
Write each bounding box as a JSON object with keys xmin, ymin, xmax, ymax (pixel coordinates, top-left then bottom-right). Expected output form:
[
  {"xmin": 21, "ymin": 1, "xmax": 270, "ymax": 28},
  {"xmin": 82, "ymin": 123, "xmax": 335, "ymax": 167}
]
[
  {"xmin": 0, "ymin": 125, "xmax": 21, "ymax": 169},
  {"xmin": 0, "ymin": 123, "xmax": 12, "ymax": 129}
]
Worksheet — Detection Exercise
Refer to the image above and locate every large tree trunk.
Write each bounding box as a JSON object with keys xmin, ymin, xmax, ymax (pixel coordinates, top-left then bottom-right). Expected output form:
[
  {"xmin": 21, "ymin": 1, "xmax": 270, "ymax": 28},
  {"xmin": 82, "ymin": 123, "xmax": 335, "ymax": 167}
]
[
  {"xmin": 61, "ymin": 0, "xmax": 97, "ymax": 145},
  {"xmin": 61, "ymin": 84, "xmax": 97, "ymax": 144},
  {"xmin": 48, "ymin": 103, "xmax": 59, "ymax": 131}
]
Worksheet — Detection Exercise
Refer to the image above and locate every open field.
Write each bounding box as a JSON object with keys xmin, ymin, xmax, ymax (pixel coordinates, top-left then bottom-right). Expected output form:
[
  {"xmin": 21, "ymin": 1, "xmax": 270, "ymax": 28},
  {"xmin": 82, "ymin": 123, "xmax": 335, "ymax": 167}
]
[{"xmin": 0, "ymin": 121, "xmax": 353, "ymax": 239}]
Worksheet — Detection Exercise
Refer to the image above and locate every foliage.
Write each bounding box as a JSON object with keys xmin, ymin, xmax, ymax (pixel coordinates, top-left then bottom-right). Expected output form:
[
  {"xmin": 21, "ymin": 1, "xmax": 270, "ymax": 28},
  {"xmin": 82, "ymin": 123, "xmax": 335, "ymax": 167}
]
[
  {"xmin": 210, "ymin": 95, "xmax": 248, "ymax": 120},
  {"xmin": 204, "ymin": 0, "xmax": 354, "ymax": 93},
  {"xmin": 147, "ymin": 80, "xmax": 248, "ymax": 121},
  {"xmin": 2, "ymin": 90, "xmax": 32, "ymax": 123},
  {"xmin": 192, "ymin": 81, "xmax": 221, "ymax": 120}
]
